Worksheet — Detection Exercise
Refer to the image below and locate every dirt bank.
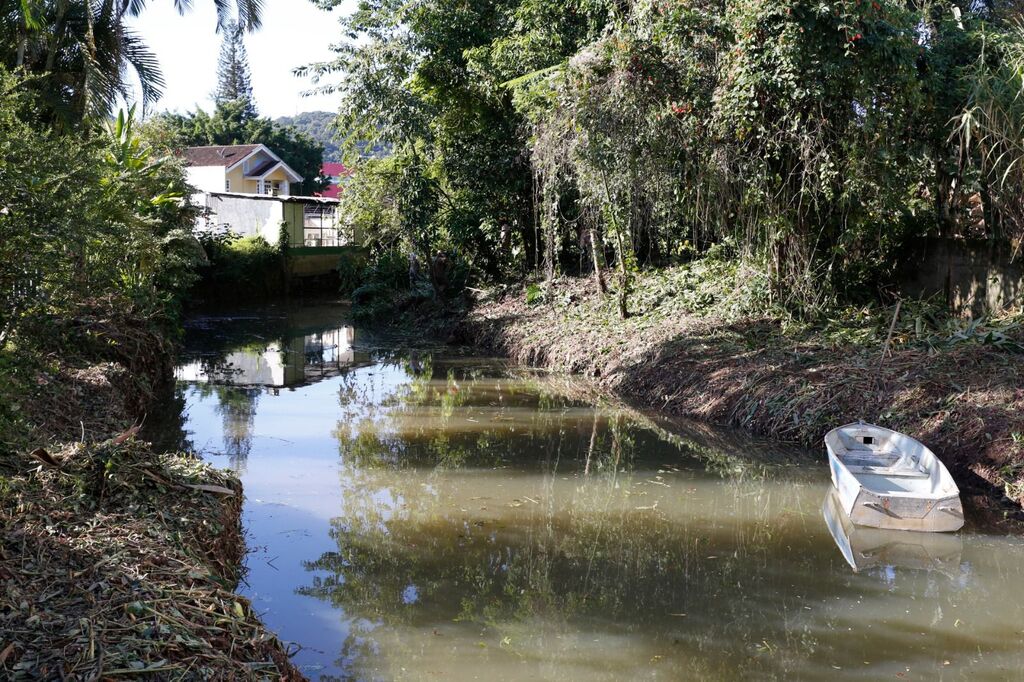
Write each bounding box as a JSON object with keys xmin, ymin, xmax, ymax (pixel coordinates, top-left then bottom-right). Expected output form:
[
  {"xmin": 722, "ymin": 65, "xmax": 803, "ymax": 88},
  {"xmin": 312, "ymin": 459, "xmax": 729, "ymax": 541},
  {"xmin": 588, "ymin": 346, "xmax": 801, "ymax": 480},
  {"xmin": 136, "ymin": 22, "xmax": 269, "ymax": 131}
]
[
  {"xmin": 460, "ymin": 277, "xmax": 1024, "ymax": 523},
  {"xmin": 0, "ymin": 341, "xmax": 301, "ymax": 678}
]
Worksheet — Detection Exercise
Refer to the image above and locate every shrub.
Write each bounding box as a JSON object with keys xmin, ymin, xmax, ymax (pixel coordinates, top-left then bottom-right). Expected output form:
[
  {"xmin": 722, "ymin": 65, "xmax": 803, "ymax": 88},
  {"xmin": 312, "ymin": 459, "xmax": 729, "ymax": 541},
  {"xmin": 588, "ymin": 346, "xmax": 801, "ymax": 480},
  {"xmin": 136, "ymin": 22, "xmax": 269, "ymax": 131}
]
[{"xmin": 194, "ymin": 234, "xmax": 285, "ymax": 303}]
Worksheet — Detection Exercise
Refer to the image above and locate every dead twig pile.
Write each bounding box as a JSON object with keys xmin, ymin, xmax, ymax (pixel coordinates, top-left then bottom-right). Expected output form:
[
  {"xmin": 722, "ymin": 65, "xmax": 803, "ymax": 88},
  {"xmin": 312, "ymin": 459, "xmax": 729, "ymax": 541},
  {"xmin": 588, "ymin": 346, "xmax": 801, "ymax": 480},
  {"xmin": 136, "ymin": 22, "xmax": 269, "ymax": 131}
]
[{"xmin": 0, "ymin": 434, "xmax": 302, "ymax": 680}]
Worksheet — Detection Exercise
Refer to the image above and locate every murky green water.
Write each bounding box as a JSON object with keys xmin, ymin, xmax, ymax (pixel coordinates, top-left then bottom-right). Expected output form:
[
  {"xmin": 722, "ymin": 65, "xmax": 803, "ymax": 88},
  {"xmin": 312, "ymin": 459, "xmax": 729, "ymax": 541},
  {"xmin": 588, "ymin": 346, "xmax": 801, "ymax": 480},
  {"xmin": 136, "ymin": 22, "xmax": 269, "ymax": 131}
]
[{"xmin": 166, "ymin": 302, "xmax": 1024, "ymax": 681}]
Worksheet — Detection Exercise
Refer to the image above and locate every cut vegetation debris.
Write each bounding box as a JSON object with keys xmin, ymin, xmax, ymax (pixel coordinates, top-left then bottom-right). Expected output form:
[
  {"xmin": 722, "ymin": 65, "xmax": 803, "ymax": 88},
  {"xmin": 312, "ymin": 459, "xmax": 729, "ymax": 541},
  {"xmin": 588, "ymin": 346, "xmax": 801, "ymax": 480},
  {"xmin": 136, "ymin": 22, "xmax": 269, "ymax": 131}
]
[
  {"xmin": 461, "ymin": 274, "xmax": 1024, "ymax": 521},
  {"xmin": 0, "ymin": 435, "xmax": 300, "ymax": 680}
]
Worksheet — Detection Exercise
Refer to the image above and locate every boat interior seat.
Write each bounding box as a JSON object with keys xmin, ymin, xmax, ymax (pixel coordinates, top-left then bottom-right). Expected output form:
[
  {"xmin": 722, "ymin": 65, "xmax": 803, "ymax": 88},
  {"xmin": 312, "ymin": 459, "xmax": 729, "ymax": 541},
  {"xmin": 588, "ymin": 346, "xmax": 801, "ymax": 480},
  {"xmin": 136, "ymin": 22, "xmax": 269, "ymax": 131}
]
[
  {"xmin": 842, "ymin": 462, "xmax": 929, "ymax": 478},
  {"xmin": 838, "ymin": 430, "xmax": 896, "ymax": 454},
  {"xmin": 838, "ymin": 448, "xmax": 929, "ymax": 478}
]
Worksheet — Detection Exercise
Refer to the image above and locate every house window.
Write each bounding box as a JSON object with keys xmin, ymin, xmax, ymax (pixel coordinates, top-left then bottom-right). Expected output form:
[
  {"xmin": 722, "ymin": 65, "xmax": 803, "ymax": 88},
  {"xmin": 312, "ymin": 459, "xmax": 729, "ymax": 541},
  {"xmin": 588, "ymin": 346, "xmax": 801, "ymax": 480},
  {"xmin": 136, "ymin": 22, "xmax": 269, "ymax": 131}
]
[{"xmin": 303, "ymin": 204, "xmax": 340, "ymax": 246}]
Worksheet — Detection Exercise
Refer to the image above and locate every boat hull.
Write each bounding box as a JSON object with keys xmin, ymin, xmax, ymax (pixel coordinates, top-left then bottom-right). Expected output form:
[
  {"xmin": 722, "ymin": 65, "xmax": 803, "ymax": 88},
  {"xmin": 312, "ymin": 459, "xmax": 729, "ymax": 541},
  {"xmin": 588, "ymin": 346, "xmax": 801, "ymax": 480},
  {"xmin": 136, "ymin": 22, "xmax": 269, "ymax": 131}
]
[
  {"xmin": 822, "ymin": 490, "xmax": 963, "ymax": 573},
  {"xmin": 828, "ymin": 444, "xmax": 964, "ymax": 532}
]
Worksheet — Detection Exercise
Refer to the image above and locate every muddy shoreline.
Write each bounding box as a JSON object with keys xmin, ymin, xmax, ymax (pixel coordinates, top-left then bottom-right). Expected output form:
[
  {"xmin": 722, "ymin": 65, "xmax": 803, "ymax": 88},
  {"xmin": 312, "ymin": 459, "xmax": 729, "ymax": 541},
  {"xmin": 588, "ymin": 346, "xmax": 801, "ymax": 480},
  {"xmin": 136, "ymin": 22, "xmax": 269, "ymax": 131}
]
[{"xmin": 455, "ymin": 278, "xmax": 1024, "ymax": 526}]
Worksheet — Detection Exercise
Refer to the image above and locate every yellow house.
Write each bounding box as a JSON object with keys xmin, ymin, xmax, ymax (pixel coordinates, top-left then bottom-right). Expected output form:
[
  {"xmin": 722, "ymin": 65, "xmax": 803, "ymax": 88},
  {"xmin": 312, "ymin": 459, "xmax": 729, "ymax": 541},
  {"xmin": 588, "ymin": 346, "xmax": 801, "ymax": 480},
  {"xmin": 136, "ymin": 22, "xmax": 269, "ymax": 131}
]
[{"xmin": 183, "ymin": 144, "xmax": 303, "ymax": 196}]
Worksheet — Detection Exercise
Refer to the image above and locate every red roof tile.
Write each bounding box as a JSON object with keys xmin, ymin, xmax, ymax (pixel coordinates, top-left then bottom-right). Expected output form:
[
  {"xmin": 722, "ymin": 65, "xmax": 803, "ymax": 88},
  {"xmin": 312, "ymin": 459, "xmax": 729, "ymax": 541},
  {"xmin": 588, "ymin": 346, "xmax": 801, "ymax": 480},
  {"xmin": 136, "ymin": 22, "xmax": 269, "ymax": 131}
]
[{"xmin": 321, "ymin": 162, "xmax": 350, "ymax": 176}]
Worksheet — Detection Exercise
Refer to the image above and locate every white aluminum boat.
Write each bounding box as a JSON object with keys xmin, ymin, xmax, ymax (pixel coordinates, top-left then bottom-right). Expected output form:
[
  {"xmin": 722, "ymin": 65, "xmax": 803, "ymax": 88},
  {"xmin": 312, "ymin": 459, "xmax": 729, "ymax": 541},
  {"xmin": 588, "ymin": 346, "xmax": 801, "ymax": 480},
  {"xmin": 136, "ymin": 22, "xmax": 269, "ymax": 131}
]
[
  {"xmin": 822, "ymin": 490, "xmax": 963, "ymax": 574},
  {"xmin": 825, "ymin": 422, "xmax": 963, "ymax": 532}
]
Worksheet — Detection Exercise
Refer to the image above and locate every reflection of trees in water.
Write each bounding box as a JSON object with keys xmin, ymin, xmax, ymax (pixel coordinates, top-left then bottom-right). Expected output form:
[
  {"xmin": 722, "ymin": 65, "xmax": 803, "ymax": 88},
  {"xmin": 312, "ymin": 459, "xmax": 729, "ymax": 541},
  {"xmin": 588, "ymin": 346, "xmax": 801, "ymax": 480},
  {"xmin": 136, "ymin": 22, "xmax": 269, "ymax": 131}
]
[
  {"xmin": 331, "ymin": 356, "xmax": 632, "ymax": 472},
  {"xmin": 306, "ymin": 359, "xmax": 830, "ymax": 678},
  {"xmin": 211, "ymin": 385, "xmax": 260, "ymax": 469},
  {"xmin": 300, "ymin": 465, "xmax": 830, "ymax": 678},
  {"xmin": 301, "ymin": 357, "xmax": 1024, "ymax": 680},
  {"xmin": 143, "ymin": 382, "xmax": 194, "ymax": 453},
  {"xmin": 301, "ymin": 460, "xmax": 1024, "ymax": 679}
]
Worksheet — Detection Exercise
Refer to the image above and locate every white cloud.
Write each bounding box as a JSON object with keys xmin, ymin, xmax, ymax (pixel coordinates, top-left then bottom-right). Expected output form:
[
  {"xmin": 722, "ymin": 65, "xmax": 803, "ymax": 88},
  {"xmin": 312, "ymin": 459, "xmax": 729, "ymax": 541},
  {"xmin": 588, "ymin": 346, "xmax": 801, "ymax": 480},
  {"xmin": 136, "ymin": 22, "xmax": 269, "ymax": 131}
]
[{"xmin": 126, "ymin": 0, "xmax": 354, "ymax": 118}]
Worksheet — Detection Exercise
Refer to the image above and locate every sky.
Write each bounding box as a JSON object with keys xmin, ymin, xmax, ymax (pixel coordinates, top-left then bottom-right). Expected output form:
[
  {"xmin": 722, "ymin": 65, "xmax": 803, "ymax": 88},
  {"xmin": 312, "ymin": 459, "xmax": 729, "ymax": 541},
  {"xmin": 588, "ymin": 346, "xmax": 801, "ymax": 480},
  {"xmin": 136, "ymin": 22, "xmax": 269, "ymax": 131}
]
[{"xmin": 126, "ymin": 0, "xmax": 356, "ymax": 119}]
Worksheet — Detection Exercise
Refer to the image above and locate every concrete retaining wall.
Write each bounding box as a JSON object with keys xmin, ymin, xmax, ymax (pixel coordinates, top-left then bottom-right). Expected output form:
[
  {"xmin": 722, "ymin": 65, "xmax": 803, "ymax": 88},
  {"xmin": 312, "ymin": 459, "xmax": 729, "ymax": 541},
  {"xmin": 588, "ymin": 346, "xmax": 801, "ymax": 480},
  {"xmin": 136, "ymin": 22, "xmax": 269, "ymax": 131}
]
[
  {"xmin": 901, "ymin": 238, "xmax": 1023, "ymax": 316},
  {"xmin": 287, "ymin": 246, "xmax": 368, "ymax": 279}
]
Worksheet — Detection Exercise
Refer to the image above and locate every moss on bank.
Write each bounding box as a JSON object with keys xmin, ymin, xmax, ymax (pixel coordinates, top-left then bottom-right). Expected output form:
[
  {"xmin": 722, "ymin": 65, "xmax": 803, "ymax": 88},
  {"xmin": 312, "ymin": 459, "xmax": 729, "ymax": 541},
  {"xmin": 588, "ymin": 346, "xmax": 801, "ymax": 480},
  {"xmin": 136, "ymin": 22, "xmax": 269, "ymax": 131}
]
[{"xmin": 460, "ymin": 272, "xmax": 1024, "ymax": 520}]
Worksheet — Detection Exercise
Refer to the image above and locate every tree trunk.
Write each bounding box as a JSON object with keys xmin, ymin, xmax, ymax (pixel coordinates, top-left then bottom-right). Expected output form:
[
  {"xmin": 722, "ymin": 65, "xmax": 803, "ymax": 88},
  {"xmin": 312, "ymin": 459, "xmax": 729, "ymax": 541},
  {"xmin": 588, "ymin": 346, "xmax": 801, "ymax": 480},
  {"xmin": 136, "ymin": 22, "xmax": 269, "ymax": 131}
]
[
  {"xmin": 934, "ymin": 151, "xmax": 955, "ymax": 237},
  {"xmin": 589, "ymin": 226, "xmax": 606, "ymax": 296},
  {"xmin": 979, "ymin": 177, "xmax": 1000, "ymax": 240},
  {"xmin": 544, "ymin": 189, "xmax": 558, "ymax": 283},
  {"xmin": 600, "ymin": 170, "xmax": 630, "ymax": 319},
  {"xmin": 614, "ymin": 228, "xmax": 630, "ymax": 319}
]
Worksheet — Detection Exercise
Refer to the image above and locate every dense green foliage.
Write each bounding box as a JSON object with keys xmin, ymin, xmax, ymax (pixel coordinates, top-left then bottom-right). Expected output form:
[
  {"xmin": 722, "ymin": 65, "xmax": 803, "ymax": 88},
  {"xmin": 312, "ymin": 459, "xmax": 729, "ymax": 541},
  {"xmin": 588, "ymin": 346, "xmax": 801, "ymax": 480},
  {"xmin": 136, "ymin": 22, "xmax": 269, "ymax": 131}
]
[
  {"xmin": 193, "ymin": 233, "xmax": 288, "ymax": 303},
  {"xmin": 0, "ymin": 3, "xmax": 273, "ymax": 452},
  {"xmin": 0, "ymin": 79, "xmax": 199, "ymax": 345},
  {"xmin": 0, "ymin": 68, "xmax": 204, "ymax": 449},
  {"xmin": 303, "ymin": 0, "xmax": 585, "ymax": 279},
  {"xmin": 311, "ymin": 0, "xmax": 1024, "ymax": 317}
]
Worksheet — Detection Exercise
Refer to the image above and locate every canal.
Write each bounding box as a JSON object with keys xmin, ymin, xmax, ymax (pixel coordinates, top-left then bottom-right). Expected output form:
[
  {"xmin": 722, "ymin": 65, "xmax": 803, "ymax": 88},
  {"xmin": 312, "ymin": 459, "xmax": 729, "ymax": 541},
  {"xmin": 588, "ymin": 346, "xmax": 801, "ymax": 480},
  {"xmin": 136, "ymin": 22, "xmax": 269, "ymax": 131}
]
[{"xmin": 162, "ymin": 302, "xmax": 1024, "ymax": 680}]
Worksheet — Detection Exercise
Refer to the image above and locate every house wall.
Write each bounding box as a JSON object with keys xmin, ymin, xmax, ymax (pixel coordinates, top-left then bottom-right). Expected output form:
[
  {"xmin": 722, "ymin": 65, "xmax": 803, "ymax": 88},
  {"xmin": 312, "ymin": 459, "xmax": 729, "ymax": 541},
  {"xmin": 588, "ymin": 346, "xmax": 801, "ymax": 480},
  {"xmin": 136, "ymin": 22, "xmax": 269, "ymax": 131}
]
[
  {"xmin": 241, "ymin": 151, "xmax": 271, "ymax": 175},
  {"xmin": 187, "ymin": 147, "xmax": 300, "ymax": 197},
  {"xmin": 225, "ymin": 166, "xmax": 245, "ymax": 193},
  {"xmin": 264, "ymin": 167, "xmax": 290, "ymax": 183},
  {"xmin": 186, "ymin": 165, "xmax": 226, "ymax": 194},
  {"xmin": 204, "ymin": 194, "xmax": 284, "ymax": 244},
  {"xmin": 264, "ymin": 167, "xmax": 291, "ymax": 196},
  {"xmin": 282, "ymin": 202, "xmax": 305, "ymax": 245}
]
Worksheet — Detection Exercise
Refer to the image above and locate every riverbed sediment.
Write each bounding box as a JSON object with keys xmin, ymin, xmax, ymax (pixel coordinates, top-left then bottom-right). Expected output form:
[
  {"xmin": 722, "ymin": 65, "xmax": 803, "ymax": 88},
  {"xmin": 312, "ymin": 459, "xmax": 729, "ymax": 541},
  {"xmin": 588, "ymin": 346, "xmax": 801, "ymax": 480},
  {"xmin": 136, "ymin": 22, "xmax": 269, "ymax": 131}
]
[{"xmin": 458, "ymin": 277, "xmax": 1024, "ymax": 521}]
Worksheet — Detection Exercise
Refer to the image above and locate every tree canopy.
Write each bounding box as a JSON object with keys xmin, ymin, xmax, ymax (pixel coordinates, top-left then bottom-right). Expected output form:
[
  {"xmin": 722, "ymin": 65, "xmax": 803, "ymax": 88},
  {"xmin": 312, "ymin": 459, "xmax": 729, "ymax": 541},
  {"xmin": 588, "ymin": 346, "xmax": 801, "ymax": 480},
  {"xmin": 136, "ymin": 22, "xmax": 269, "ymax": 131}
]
[
  {"xmin": 275, "ymin": 111, "xmax": 342, "ymax": 162},
  {"xmin": 312, "ymin": 0, "xmax": 1024, "ymax": 317},
  {"xmin": 0, "ymin": 0, "xmax": 266, "ymax": 128}
]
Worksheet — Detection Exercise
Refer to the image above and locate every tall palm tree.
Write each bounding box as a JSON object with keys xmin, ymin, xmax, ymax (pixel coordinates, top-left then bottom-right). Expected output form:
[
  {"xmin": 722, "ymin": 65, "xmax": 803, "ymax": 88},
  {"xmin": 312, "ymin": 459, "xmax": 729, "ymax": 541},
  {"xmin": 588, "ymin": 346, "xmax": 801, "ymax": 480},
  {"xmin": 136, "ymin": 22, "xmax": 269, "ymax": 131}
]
[
  {"xmin": 116, "ymin": 0, "xmax": 263, "ymax": 32},
  {"xmin": 0, "ymin": 0, "xmax": 264, "ymax": 127}
]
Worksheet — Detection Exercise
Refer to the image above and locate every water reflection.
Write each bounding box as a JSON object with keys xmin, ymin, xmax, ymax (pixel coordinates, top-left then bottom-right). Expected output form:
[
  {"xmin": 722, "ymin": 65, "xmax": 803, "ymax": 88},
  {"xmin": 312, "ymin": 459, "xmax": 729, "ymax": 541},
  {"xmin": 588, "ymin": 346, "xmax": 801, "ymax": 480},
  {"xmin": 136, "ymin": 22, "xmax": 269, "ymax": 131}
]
[
  {"xmin": 173, "ymin": 319, "xmax": 370, "ymax": 465},
  {"xmin": 823, "ymin": 490, "xmax": 965, "ymax": 578},
  {"xmin": 168, "ymin": 304, "xmax": 1024, "ymax": 681},
  {"xmin": 176, "ymin": 325, "xmax": 365, "ymax": 388}
]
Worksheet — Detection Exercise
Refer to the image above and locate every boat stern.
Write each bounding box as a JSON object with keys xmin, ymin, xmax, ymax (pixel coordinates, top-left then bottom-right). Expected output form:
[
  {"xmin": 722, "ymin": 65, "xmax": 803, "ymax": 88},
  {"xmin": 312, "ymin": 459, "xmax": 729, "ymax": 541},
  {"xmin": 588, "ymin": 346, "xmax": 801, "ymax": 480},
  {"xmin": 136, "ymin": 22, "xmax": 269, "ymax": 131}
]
[{"xmin": 849, "ymin": 490, "xmax": 964, "ymax": 532}]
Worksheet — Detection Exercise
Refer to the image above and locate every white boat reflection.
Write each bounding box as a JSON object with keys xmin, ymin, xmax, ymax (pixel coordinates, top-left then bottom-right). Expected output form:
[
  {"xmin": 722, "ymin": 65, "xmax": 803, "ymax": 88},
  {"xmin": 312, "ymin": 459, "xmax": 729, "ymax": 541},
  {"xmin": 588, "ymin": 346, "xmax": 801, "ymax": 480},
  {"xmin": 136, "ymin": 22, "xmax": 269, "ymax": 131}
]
[
  {"xmin": 822, "ymin": 489, "xmax": 963, "ymax": 575},
  {"xmin": 176, "ymin": 326, "xmax": 369, "ymax": 388}
]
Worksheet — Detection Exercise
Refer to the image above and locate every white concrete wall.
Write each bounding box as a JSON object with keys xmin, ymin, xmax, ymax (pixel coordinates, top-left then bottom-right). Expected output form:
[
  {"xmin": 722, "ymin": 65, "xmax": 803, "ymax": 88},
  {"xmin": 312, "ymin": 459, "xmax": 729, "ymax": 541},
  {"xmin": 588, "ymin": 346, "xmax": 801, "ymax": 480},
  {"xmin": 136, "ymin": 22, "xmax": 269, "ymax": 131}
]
[
  {"xmin": 175, "ymin": 344, "xmax": 290, "ymax": 386},
  {"xmin": 203, "ymin": 194, "xmax": 285, "ymax": 244}
]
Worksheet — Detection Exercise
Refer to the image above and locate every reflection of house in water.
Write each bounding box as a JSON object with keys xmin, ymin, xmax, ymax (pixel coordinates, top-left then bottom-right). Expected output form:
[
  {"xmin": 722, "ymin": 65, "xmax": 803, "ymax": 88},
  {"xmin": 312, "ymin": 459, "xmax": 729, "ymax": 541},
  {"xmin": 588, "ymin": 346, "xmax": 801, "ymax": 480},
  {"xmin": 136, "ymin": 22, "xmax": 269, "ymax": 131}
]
[{"xmin": 176, "ymin": 326, "xmax": 368, "ymax": 389}]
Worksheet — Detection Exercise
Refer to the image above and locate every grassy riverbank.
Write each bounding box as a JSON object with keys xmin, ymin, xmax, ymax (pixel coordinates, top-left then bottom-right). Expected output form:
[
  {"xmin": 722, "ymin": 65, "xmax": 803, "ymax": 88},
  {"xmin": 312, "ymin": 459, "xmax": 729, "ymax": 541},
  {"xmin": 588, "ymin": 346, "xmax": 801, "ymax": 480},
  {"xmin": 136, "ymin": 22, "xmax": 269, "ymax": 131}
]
[
  {"xmin": 458, "ymin": 267, "xmax": 1024, "ymax": 520},
  {"xmin": 0, "ymin": 305, "xmax": 300, "ymax": 679}
]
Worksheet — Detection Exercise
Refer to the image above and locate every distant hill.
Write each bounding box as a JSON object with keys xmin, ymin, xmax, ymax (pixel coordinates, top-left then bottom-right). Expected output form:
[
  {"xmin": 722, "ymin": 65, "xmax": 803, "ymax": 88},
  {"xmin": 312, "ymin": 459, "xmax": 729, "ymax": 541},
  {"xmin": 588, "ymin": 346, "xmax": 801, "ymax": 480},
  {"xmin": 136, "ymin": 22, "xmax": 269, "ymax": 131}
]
[
  {"xmin": 276, "ymin": 111, "xmax": 391, "ymax": 163},
  {"xmin": 275, "ymin": 111, "xmax": 341, "ymax": 163}
]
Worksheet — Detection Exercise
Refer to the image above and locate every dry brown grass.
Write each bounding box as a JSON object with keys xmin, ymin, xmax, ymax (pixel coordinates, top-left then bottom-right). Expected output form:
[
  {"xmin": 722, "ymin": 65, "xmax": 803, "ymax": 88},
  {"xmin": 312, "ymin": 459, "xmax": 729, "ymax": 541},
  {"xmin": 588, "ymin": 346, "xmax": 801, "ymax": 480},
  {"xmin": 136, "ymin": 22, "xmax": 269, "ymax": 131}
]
[
  {"xmin": 1, "ymin": 299, "xmax": 304, "ymax": 680},
  {"xmin": 0, "ymin": 436, "xmax": 302, "ymax": 680}
]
